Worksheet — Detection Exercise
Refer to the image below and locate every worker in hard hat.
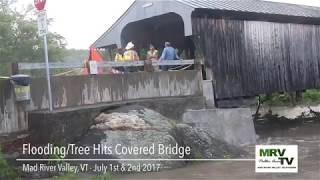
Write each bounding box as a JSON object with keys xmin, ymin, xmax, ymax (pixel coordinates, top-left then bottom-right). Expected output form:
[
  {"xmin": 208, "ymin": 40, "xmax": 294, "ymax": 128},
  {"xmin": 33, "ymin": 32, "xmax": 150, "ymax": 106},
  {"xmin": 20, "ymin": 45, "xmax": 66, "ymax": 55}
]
[
  {"xmin": 113, "ymin": 48, "xmax": 125, "ymax": 73},
  {"xmin": 115, "ymin": 48, "xmax": 124, "ymax": 62},
  {"xmin": 124, "ymin": 42, "xmax": 139, "ymax": 61},
  {"xmin": 123, "ymin": 42, "xmax": 140, "ymax": 72}
]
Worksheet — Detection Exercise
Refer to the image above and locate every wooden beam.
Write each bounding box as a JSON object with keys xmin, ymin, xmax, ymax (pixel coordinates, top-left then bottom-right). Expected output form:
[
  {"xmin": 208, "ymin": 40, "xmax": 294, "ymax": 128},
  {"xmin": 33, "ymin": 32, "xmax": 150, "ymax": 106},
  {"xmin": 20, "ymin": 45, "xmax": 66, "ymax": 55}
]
[{"xmin": 11, "ymin": 63, "xmax": 19, "ymax": 75}]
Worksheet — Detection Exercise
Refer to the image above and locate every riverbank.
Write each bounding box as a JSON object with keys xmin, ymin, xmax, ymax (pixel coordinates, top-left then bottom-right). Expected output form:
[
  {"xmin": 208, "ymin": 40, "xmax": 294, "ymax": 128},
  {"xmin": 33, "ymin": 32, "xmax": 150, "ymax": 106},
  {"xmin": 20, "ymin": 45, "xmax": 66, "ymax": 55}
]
[{"xmin": 1, "ymin": 104, "xmax": 319, "ymax": 179}]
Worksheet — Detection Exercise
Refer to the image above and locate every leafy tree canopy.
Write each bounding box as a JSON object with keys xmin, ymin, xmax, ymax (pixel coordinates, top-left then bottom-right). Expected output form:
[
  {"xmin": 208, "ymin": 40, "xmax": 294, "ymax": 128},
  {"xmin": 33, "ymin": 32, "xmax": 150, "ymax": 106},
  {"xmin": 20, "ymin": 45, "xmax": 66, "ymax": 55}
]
[{"xmin": 0, "ymin": 0, "xmax": 68, "ymax": 75}]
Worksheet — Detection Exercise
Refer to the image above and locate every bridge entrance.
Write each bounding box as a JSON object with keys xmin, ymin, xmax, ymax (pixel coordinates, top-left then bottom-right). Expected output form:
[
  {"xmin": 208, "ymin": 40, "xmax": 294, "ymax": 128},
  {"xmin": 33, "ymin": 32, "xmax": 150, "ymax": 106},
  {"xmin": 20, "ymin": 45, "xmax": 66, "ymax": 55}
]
[{"xmin": 120, "ymin": 13, "xmax": 195, "ymax": 60}]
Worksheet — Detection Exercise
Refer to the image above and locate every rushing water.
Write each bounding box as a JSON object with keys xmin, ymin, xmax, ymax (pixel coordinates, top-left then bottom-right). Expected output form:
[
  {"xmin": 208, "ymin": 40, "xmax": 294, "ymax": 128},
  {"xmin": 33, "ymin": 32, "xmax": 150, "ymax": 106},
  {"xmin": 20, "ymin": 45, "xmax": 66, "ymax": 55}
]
[{"xmin": 111, "ymin": 123, "xmax": 320, "ymax": 180}]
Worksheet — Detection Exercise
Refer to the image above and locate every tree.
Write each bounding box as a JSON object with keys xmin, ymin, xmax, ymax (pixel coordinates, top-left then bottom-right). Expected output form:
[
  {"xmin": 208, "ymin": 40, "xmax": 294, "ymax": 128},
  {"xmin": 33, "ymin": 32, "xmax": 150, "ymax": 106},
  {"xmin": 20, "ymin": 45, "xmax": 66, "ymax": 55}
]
[
  {"xmin": 63, "ymin": 49, "xmax": 89, "ymax": 63},
  {"xmin": 0, "ymin": 0, "xmax": 67, "ymax": 75}
]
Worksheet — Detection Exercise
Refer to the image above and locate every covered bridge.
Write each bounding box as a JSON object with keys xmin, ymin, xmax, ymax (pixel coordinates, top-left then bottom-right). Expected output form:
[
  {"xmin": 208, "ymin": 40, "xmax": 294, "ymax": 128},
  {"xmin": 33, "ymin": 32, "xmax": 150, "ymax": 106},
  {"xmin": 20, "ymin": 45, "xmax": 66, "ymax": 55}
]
[{"xmin": 92, "ymin": 0, "xmax": 320, "ymax": 104}]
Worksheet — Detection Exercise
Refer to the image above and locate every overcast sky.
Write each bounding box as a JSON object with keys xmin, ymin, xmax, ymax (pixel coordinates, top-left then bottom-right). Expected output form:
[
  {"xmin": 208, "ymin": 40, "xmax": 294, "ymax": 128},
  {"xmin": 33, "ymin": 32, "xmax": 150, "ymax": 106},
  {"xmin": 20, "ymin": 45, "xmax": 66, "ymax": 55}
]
[{"xmin": 18, "ymin": 0, "xmax": 320, "ymax": 49}]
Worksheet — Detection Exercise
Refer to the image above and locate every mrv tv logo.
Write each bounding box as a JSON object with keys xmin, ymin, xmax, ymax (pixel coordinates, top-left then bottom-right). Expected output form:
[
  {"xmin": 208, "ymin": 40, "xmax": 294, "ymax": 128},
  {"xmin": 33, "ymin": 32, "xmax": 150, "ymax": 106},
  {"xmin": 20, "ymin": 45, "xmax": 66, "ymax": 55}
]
[{"xmin": 256, "ymin": 145, "xmax": 298, "ymax": 173}]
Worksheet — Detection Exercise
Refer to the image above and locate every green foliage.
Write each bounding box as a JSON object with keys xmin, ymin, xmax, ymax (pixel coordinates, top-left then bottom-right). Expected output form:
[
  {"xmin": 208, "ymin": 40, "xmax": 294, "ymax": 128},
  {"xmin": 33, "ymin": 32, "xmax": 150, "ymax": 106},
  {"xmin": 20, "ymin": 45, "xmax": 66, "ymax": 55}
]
[
  {"xmin": 49, "ymin": 149, "xmax": 78, "ymax": 180},
  {"xmin": 303, "ymin": 89, "xmax": 320, "ymax": 103},
  {"xmin": 98, "ymin": 49, "xmax": 114, "ymax": 61},
  {"xmin": 91, "ymin": 172, "xmax": 113, "ymax": 180},
  {"xmin": 260, "ymin": 93, "xmax": 291, "ymax": 106},
  {"xmin": 0, "ymin": 0, "xmax": 67, "ymax": 75},
  {"xmin": 111, "ymin": 49, "xmax": 117, "ymax": 61},
  {"xmin": 189, "ymin": 151, "xmax": 203, "ymax": 165},
  {"xmin": 158, "ymin": 48, "xmax": 163, "ymax": 58},
  {"xmin": 0, "ymin": 146, "xmax": 19, "ymax": 180},
  {"xmin": 48, "ymin": 152, "xmax": 65, "ymax": 166},
  {"xmin": 63, "ymin": 49, "xmax": 89, "ymax": 63},
  {"xmin": 261, "ymin": 89, "xmax": 320, "ymax": 106},
  {"xmin": 52, "ymin": 172, "xmax": 77, "ymax": 180},
  {"xmin": 139, "ymin": 48, "xmax": 148, "ymax": 61}
]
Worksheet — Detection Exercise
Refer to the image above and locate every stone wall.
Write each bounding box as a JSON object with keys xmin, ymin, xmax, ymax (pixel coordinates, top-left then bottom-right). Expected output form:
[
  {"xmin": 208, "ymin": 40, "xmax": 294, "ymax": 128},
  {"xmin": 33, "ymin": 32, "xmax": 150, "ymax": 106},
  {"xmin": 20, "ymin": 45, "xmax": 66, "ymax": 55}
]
[
  {"xmin": 183, "ymin": 108, "xmax": 256, "ymax": 147},
  {"xmin": 28, "ymin": 96, "xmax": 206, "ymax": 145}
]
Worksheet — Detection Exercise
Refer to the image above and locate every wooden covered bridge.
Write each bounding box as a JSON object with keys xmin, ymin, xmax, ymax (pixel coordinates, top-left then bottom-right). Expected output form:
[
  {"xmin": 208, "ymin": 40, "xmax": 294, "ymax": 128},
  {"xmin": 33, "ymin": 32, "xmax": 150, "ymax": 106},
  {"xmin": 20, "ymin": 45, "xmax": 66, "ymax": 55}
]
[{"xmin": 92, "ymin": 0, "xmax": 320, "ymax": 105}]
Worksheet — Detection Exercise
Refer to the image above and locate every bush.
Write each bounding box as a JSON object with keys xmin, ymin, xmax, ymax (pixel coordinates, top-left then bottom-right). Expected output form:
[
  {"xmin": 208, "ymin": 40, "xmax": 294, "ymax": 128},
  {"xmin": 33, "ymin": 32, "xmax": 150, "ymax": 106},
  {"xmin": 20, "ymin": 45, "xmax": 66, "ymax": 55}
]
[
  {"xmin": 139, "ymin": 48, "xmax": 148, "ymax": 61},
  {"xmin": 260, "ymin": 93, "xmax": 291, "ymax": 106},
  {"xmin": 260, "ymin": 89, "xmax": 320, "ymax": 106},
  {"xmin": 0, "ymin": 147, "xmax": 18, "ymax": 179},
  {"xmin": 303, "ymin": 89, "xmax": 320, "ymax": 103},
  {"xmin": 91, "ymin": 172, "xmax": 113, "ymax": 180}
]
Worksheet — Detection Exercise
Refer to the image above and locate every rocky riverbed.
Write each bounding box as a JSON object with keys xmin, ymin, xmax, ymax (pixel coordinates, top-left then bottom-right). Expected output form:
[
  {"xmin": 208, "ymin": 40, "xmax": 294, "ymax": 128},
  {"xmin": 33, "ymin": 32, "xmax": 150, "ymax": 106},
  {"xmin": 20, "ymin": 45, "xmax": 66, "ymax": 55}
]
[
  {"xmin": 77, "ymin": 105, "xmax": 245, "ymax": 169},
  {"xmin": 110, "ymin": 109, "xmax": 320, "ymax": 180},
  {"xmin": 1, "ymin": 105, "xmax": 245, "ymax": 179},
  {"xmin": 4, "ymin": 104, "xmax": 319, "ymax": 179}
]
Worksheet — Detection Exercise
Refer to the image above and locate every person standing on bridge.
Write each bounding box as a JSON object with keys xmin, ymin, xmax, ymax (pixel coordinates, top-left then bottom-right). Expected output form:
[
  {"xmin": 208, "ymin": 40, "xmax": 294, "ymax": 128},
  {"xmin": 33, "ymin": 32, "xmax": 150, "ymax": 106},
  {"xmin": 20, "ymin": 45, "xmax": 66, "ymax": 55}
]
[
  {"xmin": 147, "ymin": 44, "xmax": 159, "ymax": 61},
  {"xmin": 159, "ymin": 42, "xmax": 180, "ymax": 71},
  {"xmin": 115, "ymin": 48, "xmax": 124, "ymax": 62},
  {"xmin": 123, "ymin": 42, "xmax": 139, "ymax": 72},
  {"xmin": 114, "ymin": 48, "xmax": 126, "ymax": 73},
  {"xmin": 124, "ymin": 42, "xmax": 139, "ymax": 61},
  {"xmin": 146, "ymin": 44, "xmax": 159, "ymax": 71}
]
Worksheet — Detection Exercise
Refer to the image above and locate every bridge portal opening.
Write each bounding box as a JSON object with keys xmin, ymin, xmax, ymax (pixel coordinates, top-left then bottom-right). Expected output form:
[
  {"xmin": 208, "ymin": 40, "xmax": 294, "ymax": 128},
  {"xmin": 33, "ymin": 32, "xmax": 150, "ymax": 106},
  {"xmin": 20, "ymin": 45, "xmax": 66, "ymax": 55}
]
[{"xmin": 121, "ymin": 13, "xmax": 195, "ymax": 60}]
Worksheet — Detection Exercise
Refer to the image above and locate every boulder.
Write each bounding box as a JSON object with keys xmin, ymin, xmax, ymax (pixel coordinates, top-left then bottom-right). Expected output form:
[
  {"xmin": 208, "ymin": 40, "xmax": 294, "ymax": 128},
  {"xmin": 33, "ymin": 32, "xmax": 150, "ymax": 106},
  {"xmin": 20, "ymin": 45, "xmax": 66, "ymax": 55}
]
[
  {"xmin": 76, "ymin": 105, "xmax": 245, "ymax": 171},
  {"xmin": 78, "ymin": 106, "xmax": 184, "ymax": 169},
  {"xmin": 93, "ymin": 112, "xmax": 152, "ymax": 131},
  {"xmin": 172, "ymin": 124, "xmax": 246, "ymax": 159}
]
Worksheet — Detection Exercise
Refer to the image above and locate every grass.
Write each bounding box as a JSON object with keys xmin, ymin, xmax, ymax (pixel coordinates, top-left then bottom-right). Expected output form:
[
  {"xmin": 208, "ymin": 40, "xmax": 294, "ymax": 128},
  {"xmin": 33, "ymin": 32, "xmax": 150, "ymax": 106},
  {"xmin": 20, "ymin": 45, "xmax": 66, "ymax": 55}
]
[
  {"xmin": 48, "ymin": 150, "xmax": 66, "ymax": 166},
  {"xmin": 303, "ymin": 89, "xmax": 320, "ymax": 103},
  {"xmin": 91, "ymin": 172, "xmax": 113, "ymax": 180},
  {"xmin": 260, "ymin": 93, "xmax": 291, "ymax": 106},
  {"xmin": 52, "ymin": 172, "xmax": 77, "ymax": 180},
  {"xmin": 260, "ymin": 89, "xmax": 320, "ymax": 106},
  {"xmin": 51, "ymin": 171, "xmax": 113, "ymax": 180}
]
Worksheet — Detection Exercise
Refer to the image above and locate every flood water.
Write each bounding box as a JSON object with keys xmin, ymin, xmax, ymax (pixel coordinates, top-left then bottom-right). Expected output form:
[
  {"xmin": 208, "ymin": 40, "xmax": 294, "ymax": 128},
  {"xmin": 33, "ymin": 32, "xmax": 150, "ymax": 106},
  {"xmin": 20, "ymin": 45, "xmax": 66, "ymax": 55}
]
[{"xmin": 111, "ymin": 123, "xmax": 320, "ymax": 180}]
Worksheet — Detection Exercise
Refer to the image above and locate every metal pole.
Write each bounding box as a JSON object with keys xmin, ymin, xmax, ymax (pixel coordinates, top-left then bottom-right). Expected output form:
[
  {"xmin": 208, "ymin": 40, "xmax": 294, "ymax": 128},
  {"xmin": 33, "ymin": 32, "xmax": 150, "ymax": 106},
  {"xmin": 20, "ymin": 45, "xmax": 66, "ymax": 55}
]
[{"xmin": 43, "ymin": 35, "xmax": 53, "ymax": 111}]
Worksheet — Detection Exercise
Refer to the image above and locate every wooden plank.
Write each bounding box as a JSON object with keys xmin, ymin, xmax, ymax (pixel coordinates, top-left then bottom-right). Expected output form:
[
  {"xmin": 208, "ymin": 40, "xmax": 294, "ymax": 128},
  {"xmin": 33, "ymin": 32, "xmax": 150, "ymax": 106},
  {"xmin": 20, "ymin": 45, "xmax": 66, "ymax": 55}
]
[
  {"xmin": 11, "ymin": 63, "xmax": 19, "ymax": 75},
  {"xmin": 192, "ymin": 16, "xmax": 320, "ymax": 99}
]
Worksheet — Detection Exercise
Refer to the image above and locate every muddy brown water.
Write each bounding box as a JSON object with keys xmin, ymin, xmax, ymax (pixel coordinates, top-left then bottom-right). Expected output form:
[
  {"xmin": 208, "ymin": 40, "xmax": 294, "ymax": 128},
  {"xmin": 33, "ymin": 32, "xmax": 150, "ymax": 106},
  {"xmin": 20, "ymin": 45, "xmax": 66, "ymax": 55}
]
[
  {"xmin": 13, "ymin": 118, "xmax": 319, "ymax": 180},
  {"xmin": 110, "ymin": 123, "xmax": 320, "ymax": 180}
]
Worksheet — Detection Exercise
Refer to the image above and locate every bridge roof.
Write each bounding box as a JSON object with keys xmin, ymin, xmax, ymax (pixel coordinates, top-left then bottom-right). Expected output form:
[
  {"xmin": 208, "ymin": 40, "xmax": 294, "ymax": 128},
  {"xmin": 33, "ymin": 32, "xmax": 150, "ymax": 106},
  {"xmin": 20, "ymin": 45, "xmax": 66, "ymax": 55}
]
[
  {"xmin": 92, "ymin": 0, "xmax": 320, "ymax": 48},
  {"xmin": 177, "ymin": 0, "xmax": 320, "ymax": 18}
]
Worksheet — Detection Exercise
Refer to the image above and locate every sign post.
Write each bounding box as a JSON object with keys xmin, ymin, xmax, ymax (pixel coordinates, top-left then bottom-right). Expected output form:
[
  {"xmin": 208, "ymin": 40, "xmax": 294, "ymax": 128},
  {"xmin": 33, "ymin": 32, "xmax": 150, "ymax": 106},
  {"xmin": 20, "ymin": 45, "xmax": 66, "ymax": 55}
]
[{"xmin": 34, "ymin": 0, "xmax": 53, "ymax": 111}]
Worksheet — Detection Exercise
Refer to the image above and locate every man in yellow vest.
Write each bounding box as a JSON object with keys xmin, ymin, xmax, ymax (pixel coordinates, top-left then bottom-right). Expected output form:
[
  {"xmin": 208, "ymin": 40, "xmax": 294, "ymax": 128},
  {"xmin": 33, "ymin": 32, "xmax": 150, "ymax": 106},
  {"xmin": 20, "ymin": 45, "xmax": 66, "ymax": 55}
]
[
  {"xmin": 124, "ymin": 42, "xmax": 139, "ymax": 61},
  {"xmin": 115, "ymin": 48, "xmax": 124, "ymax": 62},
  {"xmin": 123, "ymin": 42, "xmax": 139, "ymax": 72}
]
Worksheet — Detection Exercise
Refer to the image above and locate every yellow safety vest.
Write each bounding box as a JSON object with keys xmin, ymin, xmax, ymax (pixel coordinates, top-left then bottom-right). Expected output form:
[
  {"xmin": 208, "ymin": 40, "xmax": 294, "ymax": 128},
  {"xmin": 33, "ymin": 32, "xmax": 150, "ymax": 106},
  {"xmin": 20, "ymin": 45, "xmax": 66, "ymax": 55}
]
[
  {"xmin": 124, "ymin": 50, "xmax": 139, "ymax": 61},
  {"xmin": 115, "ymin": 53, "xmax": 124, "ymax": 62}
]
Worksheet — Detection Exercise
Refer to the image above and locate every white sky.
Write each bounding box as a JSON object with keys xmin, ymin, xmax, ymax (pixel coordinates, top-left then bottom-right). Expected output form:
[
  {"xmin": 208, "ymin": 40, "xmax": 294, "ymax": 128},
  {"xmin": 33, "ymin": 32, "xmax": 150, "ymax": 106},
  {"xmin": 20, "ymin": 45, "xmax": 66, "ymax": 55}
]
[{"xmin": 17, "ymin": 0, "xmax": 320, "ymax": 49}]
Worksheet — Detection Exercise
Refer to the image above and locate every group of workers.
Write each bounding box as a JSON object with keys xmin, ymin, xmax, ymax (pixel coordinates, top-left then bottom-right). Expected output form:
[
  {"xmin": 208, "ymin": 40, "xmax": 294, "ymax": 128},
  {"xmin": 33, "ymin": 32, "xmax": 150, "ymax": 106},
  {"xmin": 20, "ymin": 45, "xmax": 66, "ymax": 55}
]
[{"xmin": 115, "ymin": 41, "xmax": 180, "ymax": 72}]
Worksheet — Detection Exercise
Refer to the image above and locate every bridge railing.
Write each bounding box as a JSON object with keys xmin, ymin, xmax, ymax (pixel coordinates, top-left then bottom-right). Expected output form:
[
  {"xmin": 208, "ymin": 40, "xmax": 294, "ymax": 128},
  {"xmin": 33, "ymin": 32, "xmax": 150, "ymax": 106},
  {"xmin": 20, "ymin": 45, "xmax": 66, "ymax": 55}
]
[{"xmin": 17, "ymin": 60, "xmax": 195, "ymax": 70}]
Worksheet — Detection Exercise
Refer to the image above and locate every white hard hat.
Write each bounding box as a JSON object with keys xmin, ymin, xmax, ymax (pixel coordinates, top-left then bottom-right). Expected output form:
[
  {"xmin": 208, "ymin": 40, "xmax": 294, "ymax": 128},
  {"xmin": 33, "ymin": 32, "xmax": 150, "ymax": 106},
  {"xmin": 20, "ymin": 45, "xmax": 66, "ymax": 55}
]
[{"xmin": 125, "ymin": 42, "xmax": 135, "ymax": 50}]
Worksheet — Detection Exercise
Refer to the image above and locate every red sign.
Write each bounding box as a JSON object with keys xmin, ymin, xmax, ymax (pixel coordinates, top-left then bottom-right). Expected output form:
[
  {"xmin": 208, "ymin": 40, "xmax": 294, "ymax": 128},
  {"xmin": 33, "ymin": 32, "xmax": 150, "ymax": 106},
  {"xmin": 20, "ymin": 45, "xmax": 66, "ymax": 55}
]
[{"xmin": 34, "ymin": 0, "xmax": 46, "ymax": 11}]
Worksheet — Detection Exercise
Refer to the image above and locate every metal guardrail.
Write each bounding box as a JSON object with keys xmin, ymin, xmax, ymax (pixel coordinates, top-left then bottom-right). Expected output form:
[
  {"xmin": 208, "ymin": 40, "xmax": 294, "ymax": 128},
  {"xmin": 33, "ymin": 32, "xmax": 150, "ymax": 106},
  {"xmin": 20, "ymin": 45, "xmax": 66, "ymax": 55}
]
[
  {"xmin": 18, "ymin": 62, "xmax": 83, "ymax": 70},
  {"xmin": 18, "ymin": 60, "xmax": 195, "ymax": 70}
]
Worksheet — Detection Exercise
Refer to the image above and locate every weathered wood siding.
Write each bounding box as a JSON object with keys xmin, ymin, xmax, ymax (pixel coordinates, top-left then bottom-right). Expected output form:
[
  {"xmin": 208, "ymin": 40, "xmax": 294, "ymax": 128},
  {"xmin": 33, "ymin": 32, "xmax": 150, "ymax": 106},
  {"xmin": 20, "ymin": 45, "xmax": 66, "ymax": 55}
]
[{"xmin": 193, "ymin": 16, "xmax": 320, "ymax": 99}]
